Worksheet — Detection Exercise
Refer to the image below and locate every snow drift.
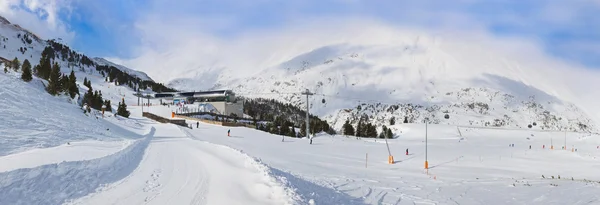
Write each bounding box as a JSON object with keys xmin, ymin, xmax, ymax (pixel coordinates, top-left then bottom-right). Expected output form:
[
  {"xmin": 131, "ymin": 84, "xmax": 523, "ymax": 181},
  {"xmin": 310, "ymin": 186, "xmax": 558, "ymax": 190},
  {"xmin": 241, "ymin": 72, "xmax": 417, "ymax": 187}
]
[{"xmin": 0, "ymin": 128, "xmax": 154, "ymax": 205}]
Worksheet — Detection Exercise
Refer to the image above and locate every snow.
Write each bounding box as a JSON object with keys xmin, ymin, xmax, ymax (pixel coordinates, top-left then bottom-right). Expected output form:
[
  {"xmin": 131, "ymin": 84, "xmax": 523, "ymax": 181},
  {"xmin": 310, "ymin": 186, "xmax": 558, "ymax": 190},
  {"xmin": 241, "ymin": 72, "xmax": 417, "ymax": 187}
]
[
  {"xmin": 120, "ymin": 26, "xmax": 600, "ymax": 134},
  {"xmin": 93, "ymin": 57, "xmax": 153, "ymax": 81},
  {"xmin": 3, "ymin": 14, "xmax": 600, "ymax": 205},
  {"xmin": 0, "ymin": 140, "xmax": 131, "ymax": 172},
  {"xmin": 180, "ymin": 120, "xmax": 600, "ymax": 204},
  {"xmin": 0, "ymin": 71, "xmax": 141, "ymax": 156},
  {"xmin": 2, "ymin": 67, "xmax": 600, "ymax": 204},
  {"xmin": 70, "ymin": 123, "xmax": 299, "ymax": 205},
  {"xmin": 0, "ymin": 127, "xmax": 154, "ymax": 205}
]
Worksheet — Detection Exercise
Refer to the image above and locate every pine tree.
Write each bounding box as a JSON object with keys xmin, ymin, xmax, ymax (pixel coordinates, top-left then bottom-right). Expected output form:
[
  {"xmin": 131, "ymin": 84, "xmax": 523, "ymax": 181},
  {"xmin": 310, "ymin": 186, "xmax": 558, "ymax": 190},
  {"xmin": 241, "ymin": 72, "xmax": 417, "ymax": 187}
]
[
  {"xmin": 12, "ymin": 57, "xmax": 20, "ymax": 72},
  {"xmin": 269, "ymin": 124, "xmax": 278, "ymax": 134},
  {"xmin": 320, "ymin": 121, "xmax": 330, "ymax": 133},
  {"xmin": 117, "ymin": 98, "xmax": 130, "ymax": 118},
  {"xmin": 371, "ymin": 124, "xmax": 378, "ymax": 138},
  {"xmin": 386, "ymin": 128, "xmax": 393, "ymax": 139},
  {"xmin": 103, "ymin": 100, "xmax": 112, "ymax": 112},
  {"xmin": 280, "ymin": 121, "xmax": 290, "ymax": 136},
  {"xmin": 356, "ymin": 119, "xmax": 364, "ymax": 137},
  {"xmin": 82, "ymin": 87, "xmax": 93, "ymax": 108},
  {"xmin": 300, "ymin": 123, "xmax": 307, "ymax": 137},
  {"xmin": 380, "ymin": 125, "xmax": 388, "ymax": 138},
  {"xmin": 390, "ymin": 117, "xmax": 396, "ymax": 125},
  {"xmin": 95, "ymin": 90, "xmax": 103, "ymax": 110},
  {"xmin": 21, "ymin": 59, "xmax": 32, "ymax": 82},
  {"xmin": 92, "ymin": 91, "xmax": 100, "ymax": 109},
  {"xmin": 288, "ymin": 127, "xmax": 296, "ymax": 138},
  {"xmin": 47, "ymin": 62, "xmax": 61, "ymax": 95},
  {"xmin": 3, "ymin": 62, "xmax": 7, "ymax": 73},
  {"xmin": 343, "ymin": 120, "xmax": 355, "ymax": 136},
  {"xmin": 68, "ymin": 70, "xmax": 78, "ymax": 98},
  {"xmin": 61, "ymin": 74, "xmax": 69, "ymax": 92},
  {"xmin": 83, "ymin": 77, "xmax": 92, "ymax": 90},
  {"xmin": 404, "ymin": 117, "xmax": 409, "ymax": 124},
  {"xmin": 35, "ymin": 55, "xmax": 51, "ymax": 79}
]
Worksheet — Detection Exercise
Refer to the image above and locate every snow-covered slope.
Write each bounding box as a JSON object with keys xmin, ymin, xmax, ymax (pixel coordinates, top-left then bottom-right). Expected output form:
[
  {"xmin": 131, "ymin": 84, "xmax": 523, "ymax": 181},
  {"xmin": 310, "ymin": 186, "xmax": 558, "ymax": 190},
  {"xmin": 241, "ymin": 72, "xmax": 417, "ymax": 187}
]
[
  {"xmin": 144, "ymin": 35, "xmax": 600, "ymax": 133},
  {"xmin": 93, "ymin": 57, "xmax": 152, "ymax": 81},
  {"xmin": 162, "ymin": 112, "xmax": 600, "ymax": 205},
  {"xmin": 0, "ymin": 15, "xmax": 153, "ymax": 83},
  {"xmin": 0, "ymin": 71, "xmax": 140, "ymax": 156}
]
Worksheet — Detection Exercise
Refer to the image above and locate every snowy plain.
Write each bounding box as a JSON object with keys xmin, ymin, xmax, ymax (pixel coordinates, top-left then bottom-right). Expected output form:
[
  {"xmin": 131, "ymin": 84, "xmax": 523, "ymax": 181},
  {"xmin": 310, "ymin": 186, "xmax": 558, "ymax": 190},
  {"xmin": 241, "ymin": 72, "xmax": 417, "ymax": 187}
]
[{"xmin": 176, "ymin": 111, "xmax": 600, "ymax": 205}]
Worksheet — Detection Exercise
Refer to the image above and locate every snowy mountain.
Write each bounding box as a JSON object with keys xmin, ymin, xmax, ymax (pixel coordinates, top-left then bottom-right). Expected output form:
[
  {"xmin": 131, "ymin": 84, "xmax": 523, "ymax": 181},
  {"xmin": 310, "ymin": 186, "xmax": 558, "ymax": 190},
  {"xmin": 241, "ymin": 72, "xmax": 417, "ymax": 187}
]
[
  {"xmin": 142, "ymin": 37, "xmax": 600, "ymax": 134},
  {"xmin": 0, "ymin": 15, "xmax": 153, "ymax": 82},
  {"xmin": 93, "ymin": 57, "xmax": 152, "ymax": 81}
]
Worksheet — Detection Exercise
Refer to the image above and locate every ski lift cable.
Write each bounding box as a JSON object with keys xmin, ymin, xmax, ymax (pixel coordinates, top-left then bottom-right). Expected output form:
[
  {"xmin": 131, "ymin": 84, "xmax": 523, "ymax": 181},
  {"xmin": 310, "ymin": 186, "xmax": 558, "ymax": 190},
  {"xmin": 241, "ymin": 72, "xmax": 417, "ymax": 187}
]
[
  {"xmin": 238, "ymin": 91, "xmax": 406, "ymax": 106},
  {"xmin": 313, "ymin": 93, "xmax": 406, "ymax": 106}
]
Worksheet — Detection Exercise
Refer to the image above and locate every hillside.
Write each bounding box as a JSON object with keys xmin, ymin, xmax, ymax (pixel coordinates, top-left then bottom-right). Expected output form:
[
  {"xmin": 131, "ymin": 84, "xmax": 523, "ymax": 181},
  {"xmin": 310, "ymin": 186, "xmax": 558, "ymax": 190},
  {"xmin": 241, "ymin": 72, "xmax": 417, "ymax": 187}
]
[
  {"xmin": 93, "ymin": 57, "xmax": 152, "ymax": 81},
  {"xmin": 0, "ymin": 15, "xmax": 167, "ymax": 94},
  {"xmin": 146, "ymin": 38, "xmax": 600, "ymax": 134}
]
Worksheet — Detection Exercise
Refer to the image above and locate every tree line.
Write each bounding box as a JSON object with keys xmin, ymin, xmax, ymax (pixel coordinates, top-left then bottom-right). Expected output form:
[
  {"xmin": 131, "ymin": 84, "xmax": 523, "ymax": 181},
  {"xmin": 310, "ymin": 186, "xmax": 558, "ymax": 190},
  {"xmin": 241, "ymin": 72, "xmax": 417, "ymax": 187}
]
[
  {"xmin": 3, "ymin": 40, "xmax": 136, "ymax": 118},
  {"xmin": 342, "ymin": 116, "xmax": 394, "ymax": 139},
  {"xmin": 243, "ymin": 98, "xmax": 334, "ymax": 137}
]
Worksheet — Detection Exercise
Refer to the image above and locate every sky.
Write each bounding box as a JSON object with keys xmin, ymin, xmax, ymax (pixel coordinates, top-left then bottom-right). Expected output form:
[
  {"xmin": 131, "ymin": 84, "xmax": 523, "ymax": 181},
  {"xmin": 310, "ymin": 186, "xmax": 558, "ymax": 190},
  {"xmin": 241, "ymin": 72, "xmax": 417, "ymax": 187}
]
[{"xmin": 0, "ymin": 0, "xmax": 599, "ymax": 69}]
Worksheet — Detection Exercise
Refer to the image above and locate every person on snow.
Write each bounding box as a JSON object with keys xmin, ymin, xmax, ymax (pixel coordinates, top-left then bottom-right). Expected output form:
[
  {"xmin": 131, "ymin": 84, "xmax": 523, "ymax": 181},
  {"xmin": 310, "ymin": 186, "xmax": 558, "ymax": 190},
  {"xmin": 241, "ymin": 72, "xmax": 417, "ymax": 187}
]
[
  {"xmin": 228, "ymin": 129, "xmax": 230, "ymax": 137},
  {"xmin": 406, "ymin": 148, "xmax": 409, "ymax": 155},
  {"xmin": 197, "ymin": 122, "xmax": 199, "ymax": 128}
]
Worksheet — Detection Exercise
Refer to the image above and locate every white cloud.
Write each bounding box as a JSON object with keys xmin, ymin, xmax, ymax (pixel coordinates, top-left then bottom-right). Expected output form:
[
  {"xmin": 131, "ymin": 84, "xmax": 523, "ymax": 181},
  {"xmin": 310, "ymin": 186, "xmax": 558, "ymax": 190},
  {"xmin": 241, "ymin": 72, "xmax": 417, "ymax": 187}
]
[
  {"xmin": 0, "ymin": 0, "xmax": 74, "ymax": 42},
  {"xmin": 109, "ymin": 4, "xmax": 600, "ymax": 122}
]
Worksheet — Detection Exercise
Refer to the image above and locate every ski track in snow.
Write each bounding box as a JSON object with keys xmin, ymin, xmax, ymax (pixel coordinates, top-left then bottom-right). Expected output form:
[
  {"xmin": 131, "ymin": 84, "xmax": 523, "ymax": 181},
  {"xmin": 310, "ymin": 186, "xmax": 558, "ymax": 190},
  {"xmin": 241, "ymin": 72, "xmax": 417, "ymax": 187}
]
[{"xmin": 68, "ymin": 122, "xmax": 299, "ymax": 205}]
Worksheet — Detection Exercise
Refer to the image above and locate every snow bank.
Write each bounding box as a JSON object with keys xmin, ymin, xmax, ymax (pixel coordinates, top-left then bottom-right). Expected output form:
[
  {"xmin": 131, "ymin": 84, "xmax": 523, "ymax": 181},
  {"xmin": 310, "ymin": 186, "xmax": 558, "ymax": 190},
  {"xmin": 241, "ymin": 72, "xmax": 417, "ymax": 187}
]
[{"xmin": 0, "ymin": 127, "xmax": 155, "ymax": 205}]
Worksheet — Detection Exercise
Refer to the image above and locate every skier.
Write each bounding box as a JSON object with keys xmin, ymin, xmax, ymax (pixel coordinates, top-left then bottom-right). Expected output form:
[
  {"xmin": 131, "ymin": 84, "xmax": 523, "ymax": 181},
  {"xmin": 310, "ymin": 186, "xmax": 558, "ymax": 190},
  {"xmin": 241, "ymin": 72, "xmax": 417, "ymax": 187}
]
[
  {"xmin": 406, "ymin": 148, "xmax": 409, "ymax": 155},
  {"xmin": 227, "ymin": 129, "xmax": 230, "ymax": 137},
  {"xmin": 529, "ymin": 145, "xmax": 531, "ymax": 149},
  {"xmin": 196, "ymin": 122, "xmax": 199, "ymax": 128}
]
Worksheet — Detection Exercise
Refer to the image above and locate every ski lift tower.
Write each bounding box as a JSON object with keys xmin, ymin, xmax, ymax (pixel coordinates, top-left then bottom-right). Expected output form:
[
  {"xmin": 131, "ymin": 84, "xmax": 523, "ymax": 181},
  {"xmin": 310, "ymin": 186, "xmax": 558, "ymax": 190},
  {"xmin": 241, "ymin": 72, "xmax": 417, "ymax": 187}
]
[
  {"xmin": 136, "ymin": 88, "xmax": 154, "ymax": 113},
  {"xmin": 302, "ymin": 89, "xmax": 314, "ymax": 144}
]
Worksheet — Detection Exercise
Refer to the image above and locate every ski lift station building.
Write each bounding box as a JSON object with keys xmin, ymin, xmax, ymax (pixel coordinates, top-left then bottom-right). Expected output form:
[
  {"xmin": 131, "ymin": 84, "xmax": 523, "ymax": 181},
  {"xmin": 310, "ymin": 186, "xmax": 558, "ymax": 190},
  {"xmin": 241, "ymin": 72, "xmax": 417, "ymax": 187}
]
[{"xmin": 136, "ymin": 89, "xmax": 244, "ymax": 117}]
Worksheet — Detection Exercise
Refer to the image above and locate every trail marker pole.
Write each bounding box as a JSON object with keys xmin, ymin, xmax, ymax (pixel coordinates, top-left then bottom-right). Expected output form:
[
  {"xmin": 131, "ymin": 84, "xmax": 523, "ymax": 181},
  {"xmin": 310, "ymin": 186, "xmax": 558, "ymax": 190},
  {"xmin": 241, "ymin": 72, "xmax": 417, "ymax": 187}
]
[
  {"xmin": 385, "ymin": 136, "xmax": 394, "ymax": 164},
  {"xmin": 425, "ymin": 121, "xmax": 429, "ymax": 169},
  {"xmin": 564, "ymin": 131, "xmax": 567, "ymax": 150}
]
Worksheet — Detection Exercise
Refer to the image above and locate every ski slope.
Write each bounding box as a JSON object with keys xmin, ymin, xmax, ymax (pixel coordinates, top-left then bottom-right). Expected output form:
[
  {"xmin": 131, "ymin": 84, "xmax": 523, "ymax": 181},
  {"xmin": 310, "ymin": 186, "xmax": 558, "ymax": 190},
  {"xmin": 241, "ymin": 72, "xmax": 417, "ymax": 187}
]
[
  {"xmin": 2, "ymin": 70, "xmax": 600, "ymax": 204},
  {"xmin": 174, "ymin": 112, "xmax": 600, "ymax": 204},
  {"xmin": 0, "ymin": 71, "xmax": 142, "ymax": 156},
  {"xmin": 69, "ymin": 122, "xmax": 299, "ymax": 205},
  {"xmin": 0, "ymin": 73, "xmax": 301, "ymax": 205}
]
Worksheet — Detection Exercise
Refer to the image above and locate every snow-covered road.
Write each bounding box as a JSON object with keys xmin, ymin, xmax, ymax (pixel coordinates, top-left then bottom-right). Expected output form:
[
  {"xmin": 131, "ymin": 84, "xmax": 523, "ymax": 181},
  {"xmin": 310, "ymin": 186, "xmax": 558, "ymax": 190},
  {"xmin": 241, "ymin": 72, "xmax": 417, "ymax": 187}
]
[{"xmin": 69, "ymin": 122, "xmax": 298, "ymax": 205}]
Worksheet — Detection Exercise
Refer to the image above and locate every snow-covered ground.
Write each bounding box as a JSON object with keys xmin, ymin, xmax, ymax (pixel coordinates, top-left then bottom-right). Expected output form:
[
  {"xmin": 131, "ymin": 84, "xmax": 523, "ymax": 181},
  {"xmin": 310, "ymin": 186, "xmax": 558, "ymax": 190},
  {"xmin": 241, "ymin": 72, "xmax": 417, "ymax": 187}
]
[
  {"xmin": 2, "ymin": 70, "xmax": 600, "ymax": 204},
  {"xmin": 179, "ymin": 117, "xmax": 600, "ymax": 204},
  {"xmin": 68, "ymin": 122, "xmax": 299, "ymax": 205},
  {"xmin": 0, "ymin": 71, "xmax": 142, "ymax": 156}
]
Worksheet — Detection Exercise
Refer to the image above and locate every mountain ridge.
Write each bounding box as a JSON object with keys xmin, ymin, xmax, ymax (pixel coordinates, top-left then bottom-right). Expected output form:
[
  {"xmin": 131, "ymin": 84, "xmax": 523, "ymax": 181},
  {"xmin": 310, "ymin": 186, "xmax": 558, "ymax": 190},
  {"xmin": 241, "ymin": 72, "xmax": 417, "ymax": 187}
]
[
  {"xmin": 148, "ymin": 33, "xmax": 600, "ymax": 133},
  {"xmin": 0, "ymin": 15, "xmax": 153, "ymax": 84}
]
